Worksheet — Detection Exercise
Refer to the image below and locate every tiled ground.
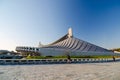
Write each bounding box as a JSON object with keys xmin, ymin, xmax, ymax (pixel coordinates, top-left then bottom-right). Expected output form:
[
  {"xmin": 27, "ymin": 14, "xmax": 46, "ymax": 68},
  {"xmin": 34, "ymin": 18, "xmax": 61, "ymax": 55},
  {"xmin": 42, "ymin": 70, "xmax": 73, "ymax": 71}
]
[{"xmin": 0, "ymin": 62, "xmax": 120, "ymax": 80}]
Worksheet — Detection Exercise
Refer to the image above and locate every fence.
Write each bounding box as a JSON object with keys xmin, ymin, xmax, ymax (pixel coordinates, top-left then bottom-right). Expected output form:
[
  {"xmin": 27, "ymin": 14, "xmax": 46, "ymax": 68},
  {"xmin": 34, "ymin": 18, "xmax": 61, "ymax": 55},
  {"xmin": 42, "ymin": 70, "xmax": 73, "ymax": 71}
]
[{"xmin": 0, "ymin": 58, "xmax": 119, "ymax": 65}]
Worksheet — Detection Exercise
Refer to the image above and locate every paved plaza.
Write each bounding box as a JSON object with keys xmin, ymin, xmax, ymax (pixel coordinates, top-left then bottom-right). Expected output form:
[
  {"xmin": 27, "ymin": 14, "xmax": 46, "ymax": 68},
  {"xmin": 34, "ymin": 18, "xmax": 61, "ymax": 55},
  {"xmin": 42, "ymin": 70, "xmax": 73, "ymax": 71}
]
[{"xmin": 0, "ymin": 62, "xmax": 120, "ymax": 80}]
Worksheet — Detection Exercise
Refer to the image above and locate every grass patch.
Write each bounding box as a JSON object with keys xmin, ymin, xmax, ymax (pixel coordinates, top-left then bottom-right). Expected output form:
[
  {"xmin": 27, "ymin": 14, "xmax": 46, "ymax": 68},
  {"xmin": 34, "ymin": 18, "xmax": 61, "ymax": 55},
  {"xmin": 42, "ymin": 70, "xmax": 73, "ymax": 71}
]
[{"xmin": 26, "ymin": 55, "xmax": 118, "ymax": 59}]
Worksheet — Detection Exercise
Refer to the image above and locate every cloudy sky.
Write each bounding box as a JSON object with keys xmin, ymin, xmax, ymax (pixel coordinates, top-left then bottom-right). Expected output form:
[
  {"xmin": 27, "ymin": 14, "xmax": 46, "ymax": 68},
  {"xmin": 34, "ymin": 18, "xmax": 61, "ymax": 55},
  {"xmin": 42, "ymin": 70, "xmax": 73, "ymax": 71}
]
[{"xmin": 0, "ymin": 0, "xmax": 120, "ymax": 51}]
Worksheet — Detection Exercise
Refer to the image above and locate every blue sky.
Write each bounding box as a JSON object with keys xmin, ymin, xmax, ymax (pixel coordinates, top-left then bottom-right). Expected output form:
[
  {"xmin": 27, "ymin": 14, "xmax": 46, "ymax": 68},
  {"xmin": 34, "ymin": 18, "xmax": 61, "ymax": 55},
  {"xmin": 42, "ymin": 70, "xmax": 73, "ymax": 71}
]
[{"xmin": 0, "ymin": 0, "xmax": 120, "ymax": 51}]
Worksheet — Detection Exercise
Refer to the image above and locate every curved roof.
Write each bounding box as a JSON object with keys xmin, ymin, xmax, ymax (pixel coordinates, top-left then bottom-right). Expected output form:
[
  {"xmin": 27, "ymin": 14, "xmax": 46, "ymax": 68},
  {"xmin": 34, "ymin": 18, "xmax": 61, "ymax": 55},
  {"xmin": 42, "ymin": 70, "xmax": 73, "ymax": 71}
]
[{"xmin": 42, "ymin": 28, "xmax": 112, "ymax": 53}]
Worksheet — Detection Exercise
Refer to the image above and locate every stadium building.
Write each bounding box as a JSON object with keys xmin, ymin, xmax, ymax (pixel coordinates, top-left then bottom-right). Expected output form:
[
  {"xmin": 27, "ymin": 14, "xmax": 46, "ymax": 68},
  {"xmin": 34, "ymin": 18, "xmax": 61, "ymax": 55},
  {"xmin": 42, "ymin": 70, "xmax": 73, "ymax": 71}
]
[{"xmin": 16, "ymin": 28, "xmax": 115, "ymax": 56}]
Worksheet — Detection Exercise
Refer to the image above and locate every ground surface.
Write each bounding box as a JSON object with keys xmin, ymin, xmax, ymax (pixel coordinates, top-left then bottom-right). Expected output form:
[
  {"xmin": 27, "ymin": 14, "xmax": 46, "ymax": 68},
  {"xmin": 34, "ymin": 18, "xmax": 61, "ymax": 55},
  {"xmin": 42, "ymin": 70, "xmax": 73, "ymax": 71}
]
[{"xmin": 0, "ymin": 62, "xmax": 120, "ymax": 80}]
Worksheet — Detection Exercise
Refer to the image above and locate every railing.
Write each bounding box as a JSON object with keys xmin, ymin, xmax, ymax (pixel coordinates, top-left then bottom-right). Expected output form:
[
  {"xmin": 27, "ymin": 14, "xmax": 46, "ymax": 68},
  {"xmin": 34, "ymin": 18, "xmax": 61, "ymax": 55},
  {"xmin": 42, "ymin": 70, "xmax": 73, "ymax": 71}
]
[{"xmin": 0, "ymin": 58, "xmax": 119, "ymax": 65}]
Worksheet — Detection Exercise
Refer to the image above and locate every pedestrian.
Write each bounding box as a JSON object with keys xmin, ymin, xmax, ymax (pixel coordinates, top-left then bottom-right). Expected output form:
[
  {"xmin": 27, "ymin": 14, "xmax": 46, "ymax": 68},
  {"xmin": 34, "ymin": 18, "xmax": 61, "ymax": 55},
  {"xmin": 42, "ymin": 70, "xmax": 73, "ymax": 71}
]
[
  {"xmin": 67, "ymin": 55, "xmax": 71, "ymax": 63},
  {"xmin": 113, "ymin": 56, "xmax": 115, "ymax": 61}
]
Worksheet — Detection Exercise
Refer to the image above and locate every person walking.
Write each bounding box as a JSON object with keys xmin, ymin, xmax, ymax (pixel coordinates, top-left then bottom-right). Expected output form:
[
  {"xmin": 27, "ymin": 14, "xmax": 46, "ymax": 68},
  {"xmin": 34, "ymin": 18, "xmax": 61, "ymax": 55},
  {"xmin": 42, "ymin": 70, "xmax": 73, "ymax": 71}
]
[
  {"xmin": 67, "ymin": 55, "xmax": 72, "ymax": 63},
  {"xmin": 113, "ymin": 56, "xmax": 115, "ymax": 61}
]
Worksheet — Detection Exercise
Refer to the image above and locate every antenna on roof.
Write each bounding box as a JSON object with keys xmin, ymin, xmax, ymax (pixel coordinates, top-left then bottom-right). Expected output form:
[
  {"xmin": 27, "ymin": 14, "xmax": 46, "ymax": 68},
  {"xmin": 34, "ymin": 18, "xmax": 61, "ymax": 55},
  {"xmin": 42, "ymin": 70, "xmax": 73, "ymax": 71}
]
[
  {"xmin": 38, "ymin": 42, "xmax": 43, "ymax": 47},
  {"xmin": 68, "ymin": 27, "xmax": 73, "ymax": 38}
]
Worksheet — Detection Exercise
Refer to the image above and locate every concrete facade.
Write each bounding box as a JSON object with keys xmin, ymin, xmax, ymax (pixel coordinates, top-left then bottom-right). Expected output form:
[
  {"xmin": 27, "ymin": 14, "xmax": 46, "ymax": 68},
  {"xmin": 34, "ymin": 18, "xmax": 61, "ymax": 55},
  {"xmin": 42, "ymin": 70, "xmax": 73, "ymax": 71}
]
[{"xmin": 16, "ymin": 28, "xmax": 115, "ymax": 56}]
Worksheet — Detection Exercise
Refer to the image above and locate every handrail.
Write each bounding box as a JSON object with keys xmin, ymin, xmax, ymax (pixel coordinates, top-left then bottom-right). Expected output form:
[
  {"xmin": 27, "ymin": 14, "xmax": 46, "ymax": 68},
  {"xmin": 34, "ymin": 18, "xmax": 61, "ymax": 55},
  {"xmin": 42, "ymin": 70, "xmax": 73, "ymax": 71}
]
[{"xmin": 0, "ymin": 58, "xmax": 119, "ymax": 65}]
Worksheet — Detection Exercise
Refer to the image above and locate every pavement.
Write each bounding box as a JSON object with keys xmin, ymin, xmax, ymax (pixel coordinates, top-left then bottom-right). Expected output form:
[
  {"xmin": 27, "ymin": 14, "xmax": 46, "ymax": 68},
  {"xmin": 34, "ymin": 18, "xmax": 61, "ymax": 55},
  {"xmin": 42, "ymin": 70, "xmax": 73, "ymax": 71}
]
[{"xmin": 0, "ymin": 62, "xmax": 120, "ymax": 80}]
